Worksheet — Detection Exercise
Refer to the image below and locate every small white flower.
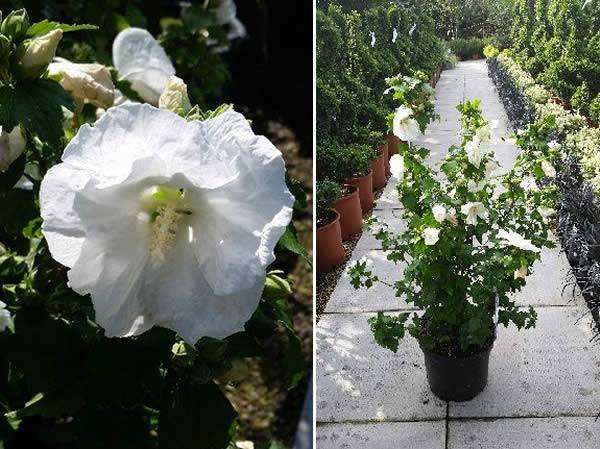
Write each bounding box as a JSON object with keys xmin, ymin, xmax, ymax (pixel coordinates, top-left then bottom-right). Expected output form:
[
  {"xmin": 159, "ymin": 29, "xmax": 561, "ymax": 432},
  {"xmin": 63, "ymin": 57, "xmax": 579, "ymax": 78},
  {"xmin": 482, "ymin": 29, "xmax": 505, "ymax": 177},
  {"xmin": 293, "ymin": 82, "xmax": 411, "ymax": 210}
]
[
  {"xmin": 392, "ymin": 28, "xmax": 398, "ymax": 43},
  {"xmin": 158, "ymin": 75, "xmax": 192, "ymax": 114},
  {"xmin": 432, "ymin": 205, "xmax": 447, "ymax": 223},
  {"xmin": 423, "ymin": 228, "xmax": 440, "ymax": 245},
  {"xmin": 393, "ymin": 105, "xmax": 421, "ymax": 141},
  {"xmin": 465, "ymin": 135, "xmax": 487, "ymax": 168},
  {"xmin": 467, "ymin": 179, "xmax": 486, "ymax": 193},
  {"xmin": 547, "ymin": 140, "xmax": 561, "ymax": 150},
  {"xmin": 541, "ymin": 160, "xmax": 556, "ymax": 178},
  {"xmin": 520, "ymin": 176, "xmax": 539, "ymax": 191},
  {"xmin": 212, "ymin": 0, "xmax": 237, "ymax": 24},
  {"xmin": 538, "ymin": 206, "xmax": 555, "ymax": 219},
  {"xmin": 0, "ymin": 126, "xmax": 26, "ymax": 172},
  {"xmin": 236, "ymin": 443, "xmax": 254, "ymax": 449},
  {"xmin": 39, "ymin": 104, "xmax": 294, "ymax": 343},
  {"xmin": 496, "ymin": 229, "xmax": 540, "ymax": 252},
  {"xmin": 514, "ymin": 264, "xmax": 528, "ymax": 279},
  {"xmin": 389, "ymin": 154, "xmax": 405, "ymax": 180},
  {"xmin": 370, "ymin": 31, "xmax": 376, "ymax": 47},
  {"xmin": 461, "ymin": 202, "xmax": 488, "ymax": 226},
  {"xmin": 48, "ymin": 57, "xmax": 115, "ymax": 110},
  {"xmin": 112, "ymin": 28, "xmax": 176, "ymax": 105},
  {"xmin": 409, "ymin": 23, "xmax": 417, "ymax": 36},
  {"xmin": 516, "ymin": 129, "xmax": 525, "ymax": 136},
  {"xmin": 0, "ymin": 301, "xmax": 12, "ymax": 332}
]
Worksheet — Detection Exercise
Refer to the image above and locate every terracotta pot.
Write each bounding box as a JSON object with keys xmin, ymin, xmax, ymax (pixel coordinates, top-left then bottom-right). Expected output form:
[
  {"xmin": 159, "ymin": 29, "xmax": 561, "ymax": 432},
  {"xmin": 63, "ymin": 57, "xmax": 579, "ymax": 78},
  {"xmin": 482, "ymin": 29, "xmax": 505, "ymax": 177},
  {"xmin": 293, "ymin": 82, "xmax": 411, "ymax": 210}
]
[
  {"xmin": 333, "ymin": 185, "xmax": 362, "ymax": 240},
  {"xmin": 387, "ymin": 133, "xmax": 400, "ymax": 159},
  {"xmin": 371, "ymin": 144, "xmax": 387, "ymax": 190},
  {"xmin": 384, "ymin": 142, "xmax": 391, "ymax": 177},
  {"xmin": 346, "ymin": 170, "xmax": 374, "ymax": 212},
  {"xmin": 316, "ymin": 209, "xmax": 346, "ymax": 274}
]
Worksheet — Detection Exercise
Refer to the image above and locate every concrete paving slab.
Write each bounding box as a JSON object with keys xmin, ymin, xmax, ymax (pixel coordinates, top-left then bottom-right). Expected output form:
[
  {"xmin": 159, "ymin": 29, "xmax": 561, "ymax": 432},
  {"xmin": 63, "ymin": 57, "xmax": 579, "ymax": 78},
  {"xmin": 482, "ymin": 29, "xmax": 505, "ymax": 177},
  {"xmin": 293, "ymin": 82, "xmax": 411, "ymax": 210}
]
[
  {"xmin": 317, "ymin": 313, "xmax": 446, "ymax": 422},
  {"xmin": 317, "ymin": 421, "xmax": 446, "ymax": 449},
  {"xmin": 448, "ymin": 417, "xmax": 599, "ymax": 449},
  {"xmin": 513, "ymin": 247, "xmax": 584, "ymax": 307},
  {"xmin": 374, "ymin": 181, "xmax": 402, "ymax": 210},
  {"xmin": 355, "ymin": 209, "xmax": 406, "ymax": 252},
  {"xmin": 325, "ymin": 249, "xmax": 410, "ymax": 313},
  {"xmin": 449, "ymin": 306, "xmax": 600, "ymax": 418}
]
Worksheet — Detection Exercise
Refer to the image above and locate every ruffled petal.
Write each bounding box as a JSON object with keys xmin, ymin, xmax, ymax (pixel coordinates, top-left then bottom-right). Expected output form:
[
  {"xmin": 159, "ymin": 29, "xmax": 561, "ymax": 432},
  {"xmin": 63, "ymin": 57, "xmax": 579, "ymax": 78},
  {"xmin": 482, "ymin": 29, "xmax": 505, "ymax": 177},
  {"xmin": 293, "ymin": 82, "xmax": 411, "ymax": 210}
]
[{"xmin": 112, "ymin": 28, "xmax": 175, "ymax": 104}]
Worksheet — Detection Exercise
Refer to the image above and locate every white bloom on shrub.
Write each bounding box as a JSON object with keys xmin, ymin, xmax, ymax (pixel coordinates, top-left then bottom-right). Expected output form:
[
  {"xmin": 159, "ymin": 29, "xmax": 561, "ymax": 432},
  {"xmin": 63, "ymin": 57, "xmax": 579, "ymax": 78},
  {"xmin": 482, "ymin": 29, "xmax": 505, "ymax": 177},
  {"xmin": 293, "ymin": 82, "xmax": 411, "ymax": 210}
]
[
  {"xmin": 112, "ymin": 28, "xmax": 176, "ymax": 105},
  {"xmin": 547, "ymin": 140, "xmax": 561, "ymax": 150},
  {"xmin": 496, "ymin": 229, "xmax": 540, "ymax": 253},
  {"xmin": 465, "ymin": 134, "xmax": 488, "ymax": 168},
  {"xmin": 158, "ymin": 75, "xmax": 192, "ymax": 114},
  {"xmin": 409, "ymin": 23, "xmax": 417, "ymax": 36},
  {"xmin": 446, "ymin": 207, "xmax": 458, "ymax": 225},
  {"xmin": 389, "ymin": 154, "xmax": 405, "ymax": 180},
  {"xmin": 467, "ymin": 179, "xmax": 486, "ymax": 193},
  {"xmin": 0, "ymin": 301, "xmax": 12, "ymax": 332},
  {"xmin": 520, "ymin": 176, "xmax": 539, "ymax": 191},
  {"xmin": 514, "ymin": 264, "xmax": 528, "ymax": 279},
  {"xmin": 370, "ymin": 31, "xmax": 376, "ymax": 47},
  {"xmin": 39, "ymin": 103, "xmax": 294, "ymax": 343},
  {"xmin": 461, "ymin": 202, "xmax": 488, "ymax": 226},
  {"xmin": 432, "ymin": 205, "xmax": 447, "ymax": 223},
  {"xmin": 541, "ymin": 160, "xmax": 556, "ymax": 178},
  {"xmin": 393, "ymin": 105, "xmax": 420, "ymax": 141},
  {"xmin": 48, "ymin": 57, "xmax": 115, "ymax": 110},
  {"xmin": 392, "ymin": 28, "xmax": 398, "ymax": 43},
  {"xmin": 423, "ymin": 227, "xmax": 440, "ymax": 245},
  {"xmin": 0, "ymin": 125, "xmax": 26, "ymax": 172},
  {"xmin": 236, "ymin": 442, "xmax": 254, "ymax": 449},
  {"xmin": 538, "ymin": 206, "xmax": 555, "ymax": 219}
]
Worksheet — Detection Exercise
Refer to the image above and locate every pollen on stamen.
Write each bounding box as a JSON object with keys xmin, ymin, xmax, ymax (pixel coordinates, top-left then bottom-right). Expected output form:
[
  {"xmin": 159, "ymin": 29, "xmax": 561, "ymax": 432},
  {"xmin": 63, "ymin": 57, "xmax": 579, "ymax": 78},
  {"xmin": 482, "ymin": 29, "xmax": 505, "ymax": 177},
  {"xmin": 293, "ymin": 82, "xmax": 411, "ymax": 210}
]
[{"xmin": 149, "ymin": 204, "xmax": 181, "ymax": 265}]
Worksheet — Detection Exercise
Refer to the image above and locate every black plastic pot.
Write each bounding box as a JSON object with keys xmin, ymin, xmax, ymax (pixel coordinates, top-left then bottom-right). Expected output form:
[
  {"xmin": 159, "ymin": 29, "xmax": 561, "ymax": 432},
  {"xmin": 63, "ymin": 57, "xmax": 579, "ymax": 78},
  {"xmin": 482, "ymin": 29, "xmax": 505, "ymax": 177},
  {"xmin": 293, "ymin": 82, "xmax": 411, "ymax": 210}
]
[{"xmin": 421, "ymin": 341, "xmax": 494, "ymax": 402}]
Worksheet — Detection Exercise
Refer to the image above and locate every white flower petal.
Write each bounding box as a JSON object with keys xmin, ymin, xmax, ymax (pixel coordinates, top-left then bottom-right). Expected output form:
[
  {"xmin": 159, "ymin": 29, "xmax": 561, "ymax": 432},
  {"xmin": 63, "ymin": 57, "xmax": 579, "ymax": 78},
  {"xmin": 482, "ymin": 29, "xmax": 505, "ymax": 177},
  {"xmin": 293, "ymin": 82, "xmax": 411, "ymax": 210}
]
[{"xmin": 112, "ymin": 28, "xmax": 175, "ymax": 105}]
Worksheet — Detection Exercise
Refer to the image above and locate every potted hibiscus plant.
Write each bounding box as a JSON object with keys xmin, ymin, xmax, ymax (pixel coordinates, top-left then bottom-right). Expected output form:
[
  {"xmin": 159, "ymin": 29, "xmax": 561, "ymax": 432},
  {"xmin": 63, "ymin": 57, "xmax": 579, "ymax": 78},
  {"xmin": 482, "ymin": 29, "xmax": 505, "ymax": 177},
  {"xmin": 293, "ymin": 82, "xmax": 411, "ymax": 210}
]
[{"xmin": 348, "ymin": 100, "xmax": 559, "ymax": 401}]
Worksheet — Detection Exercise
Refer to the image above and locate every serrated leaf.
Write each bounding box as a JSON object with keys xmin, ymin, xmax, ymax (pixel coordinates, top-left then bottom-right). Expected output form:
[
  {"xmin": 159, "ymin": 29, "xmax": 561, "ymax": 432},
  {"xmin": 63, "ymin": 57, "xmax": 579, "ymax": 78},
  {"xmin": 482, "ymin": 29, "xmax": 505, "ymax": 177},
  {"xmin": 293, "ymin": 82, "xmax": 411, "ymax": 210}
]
[
  {"xmin": 26, "ymin": 20, "xmax": 98, "ymax": 37},
  {"xmin": 278, "ymin": 225, "xmax": 311, "ymax": 265},
  {"xmin": 0, "ymin": 79, "xmax": 73, "ymax": 147}
]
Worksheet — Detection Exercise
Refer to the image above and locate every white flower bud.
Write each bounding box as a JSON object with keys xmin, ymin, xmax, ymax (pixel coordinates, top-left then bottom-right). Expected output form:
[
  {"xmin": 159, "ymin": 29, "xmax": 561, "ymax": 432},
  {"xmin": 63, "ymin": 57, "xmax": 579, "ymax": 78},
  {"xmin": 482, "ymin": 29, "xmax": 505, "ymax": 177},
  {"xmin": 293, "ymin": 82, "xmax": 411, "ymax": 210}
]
[
  {"xmin": 389, "ymin": 154, "xmax": 405, "ymax": 180},
  {"xmin": 541, "ymin": 160, "xmax": 556, "ymax": 178},
  {"xmin": 432, "ymin": 204, "xmax": 447, "ymax": 223},
  {"xmin": 0, "ymin": 126, "xmax": 26, "ymax": 172},
  {"xmin": 514, "ymin": 264, "xmax": 528, "ymax": 279},
  {"xmin": 17, "ymin": 29, "xmax": 63, "ymax": 79},
  {"xmin": 159, "ymin": 76, "xmax": 192, "ymax": 115}
]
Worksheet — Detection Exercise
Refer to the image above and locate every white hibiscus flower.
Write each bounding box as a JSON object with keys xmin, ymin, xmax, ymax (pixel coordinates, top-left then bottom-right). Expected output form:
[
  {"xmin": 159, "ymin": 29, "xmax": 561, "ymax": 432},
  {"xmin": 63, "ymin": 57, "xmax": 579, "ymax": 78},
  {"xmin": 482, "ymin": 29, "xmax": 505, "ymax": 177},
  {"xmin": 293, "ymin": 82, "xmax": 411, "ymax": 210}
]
[
  {"xmin": 112, "ymin": 28, "xmax": 176, "ymax": 105},
  {"xmin": 547, "ymin": 140, "xmax": 561, "ymax": 150},
  {"xmin": 0, "ymin": 125, "xmax": 26, "ymax": 172},
  {"xmin": 538, "ymin": 206, "xmax": 555, "ymax": 219},
  {"xmin": 423, "ymin": 227, "xmax": 440, "ymax": 245},
  {"xmin": 520, "ymin": 176, "xmax": 539, "ymax": 191},
  {"xmin": 496, "ymin": 229, "xmax": 540, "ymax": 253},
  {"xmin": 465, "ymin": 133, "xmax": 490, "ymax": 168},
  {"xmin": 432, "ymin": 205, "xmax": 446, "ymax": 223},
  {"xmin": 541, "ymin": 160, "xmax": 556, "ymax": 178},
  {"xmin": 460, "ymin": 202, "xmax": 488, "ymax": 226},
  {"xmin": 48, "ymin": 57, "xmax": 115, "ymax": 110},
  {"xmin": 39, "ymin": 104, "xmax": 294, "ymax": 343},
  {"xmin": 393, "ymin": 105, "xmax": 421, "ymax": 142},
  {"xmin": 467, "ymin": 179, "xmax": 486, "ymax": 193},
  {"xmin": 0, "ymin": 301, "xmax": 12, "ymax": 332},
  {"xmin": 389, "ymin": 154, "xmax": 405, "ymax": 180}
]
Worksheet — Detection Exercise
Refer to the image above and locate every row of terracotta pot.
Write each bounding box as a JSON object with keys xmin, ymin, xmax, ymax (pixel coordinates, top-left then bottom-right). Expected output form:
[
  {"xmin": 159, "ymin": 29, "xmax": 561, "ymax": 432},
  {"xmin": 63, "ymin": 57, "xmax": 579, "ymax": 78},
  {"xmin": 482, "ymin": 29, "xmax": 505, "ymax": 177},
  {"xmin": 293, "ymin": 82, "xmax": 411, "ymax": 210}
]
[
  {"xmin": 429, "ymin": 66, "xmax": 442, "ymax": 88},
  {"xmin": 316, "ymin": 133, "xmax": 401, "ymax": 274}
]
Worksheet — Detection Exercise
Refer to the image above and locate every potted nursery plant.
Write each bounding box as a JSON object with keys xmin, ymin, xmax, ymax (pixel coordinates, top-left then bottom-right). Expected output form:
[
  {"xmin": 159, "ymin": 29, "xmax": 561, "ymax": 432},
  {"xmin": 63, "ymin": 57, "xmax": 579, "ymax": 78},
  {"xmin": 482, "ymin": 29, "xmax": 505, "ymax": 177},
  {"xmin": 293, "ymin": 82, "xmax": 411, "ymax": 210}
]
[
  {"xmin": 333, "ymin": 183, "xmax": 363, "ymax": 240},
  {"xmin": 348, "ymin": 101, "xmax": 560, "ymax": 401},
  {"xmin": 316, "ymin": 180, "xmax": 346, "ymax": 273},
  {"xmin": 372, "ymin": 140, "xmax": 388, "ymax": 190}
]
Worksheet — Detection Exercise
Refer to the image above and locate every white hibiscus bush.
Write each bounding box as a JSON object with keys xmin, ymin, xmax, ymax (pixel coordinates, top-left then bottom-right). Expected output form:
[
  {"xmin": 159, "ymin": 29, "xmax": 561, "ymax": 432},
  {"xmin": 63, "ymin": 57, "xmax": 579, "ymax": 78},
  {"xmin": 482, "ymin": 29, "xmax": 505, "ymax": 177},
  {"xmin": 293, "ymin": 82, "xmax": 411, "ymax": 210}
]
[
  {"xmin": 0, "ymin": 8, "xmax": 306, "ymax": 448},
  {"xmin": 348, "ymin": 100, "xmax": 559, "ymax": 353}
]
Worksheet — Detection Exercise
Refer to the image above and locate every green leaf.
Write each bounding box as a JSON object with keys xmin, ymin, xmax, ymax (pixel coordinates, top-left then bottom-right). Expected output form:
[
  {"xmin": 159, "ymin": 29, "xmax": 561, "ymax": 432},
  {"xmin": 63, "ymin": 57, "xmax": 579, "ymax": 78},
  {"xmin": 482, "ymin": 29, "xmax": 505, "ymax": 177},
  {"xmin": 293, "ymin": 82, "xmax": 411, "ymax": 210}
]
[
  {"xmin": 181, "ymin": 5, "xmax": 216, "ymax": 32},
  {"xmin": 159, "ymin": 380, "xmax": 237, "ymax": 449},
  {"xmin": 278, "ymin": 225, "xmax": 311, "ymax": 265},
  {"xmin": 0, "ymin": 79, "xmax": 73, "ymax": 147},
  {"xmin": 0, "ymin": 153, "xmax": 25, "ymax": 192},
  {"xmin": 26, "ymin": 20, "xmax": 98, "ymax": 37},
  {"xmin": 286, "ymin": 174, "xmax": 308, "ymax": 210}
]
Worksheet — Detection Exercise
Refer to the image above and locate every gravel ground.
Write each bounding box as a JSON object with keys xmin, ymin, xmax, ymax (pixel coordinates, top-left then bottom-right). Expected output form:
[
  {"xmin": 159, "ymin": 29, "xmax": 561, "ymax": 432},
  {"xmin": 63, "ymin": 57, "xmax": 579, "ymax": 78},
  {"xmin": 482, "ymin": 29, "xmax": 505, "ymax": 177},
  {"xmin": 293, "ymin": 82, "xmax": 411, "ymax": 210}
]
[{"xmin": 223, "ymin": 116, "xmax": 313, "ymax": 447}]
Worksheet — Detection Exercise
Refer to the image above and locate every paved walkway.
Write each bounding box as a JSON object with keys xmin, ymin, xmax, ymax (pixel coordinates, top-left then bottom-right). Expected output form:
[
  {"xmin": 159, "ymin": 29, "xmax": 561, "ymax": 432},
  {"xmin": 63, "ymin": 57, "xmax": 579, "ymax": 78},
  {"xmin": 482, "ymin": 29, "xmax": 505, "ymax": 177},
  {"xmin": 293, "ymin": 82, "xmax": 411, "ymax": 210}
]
[{"xmin": 316, "ymin": 61, "xmax": 600, "ymax": 448}]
